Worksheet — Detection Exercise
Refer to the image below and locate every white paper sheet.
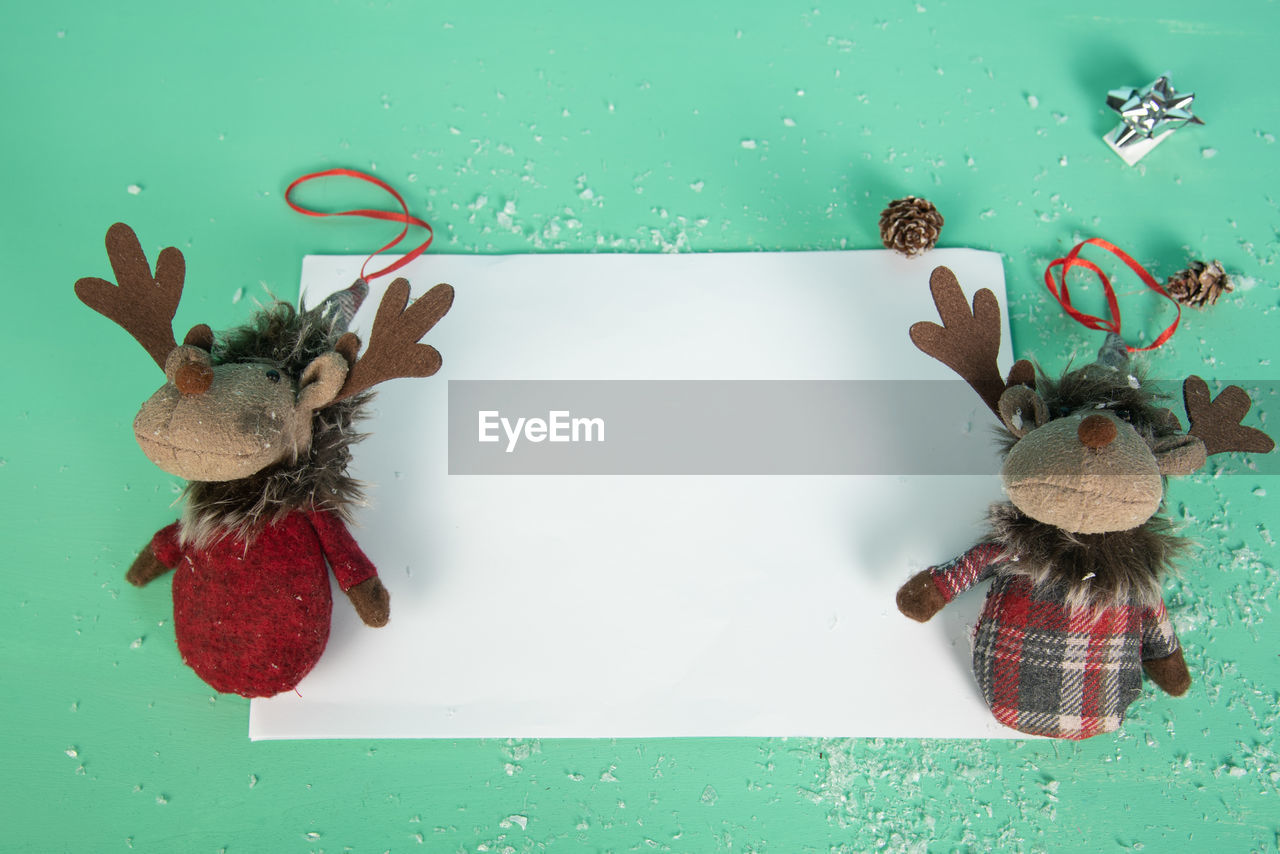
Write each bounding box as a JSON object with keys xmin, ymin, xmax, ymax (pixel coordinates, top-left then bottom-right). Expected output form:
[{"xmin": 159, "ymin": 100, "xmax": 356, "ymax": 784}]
[{"xmin": 250, "ymin": 249, "xmax": 1020, "ymax": 739}]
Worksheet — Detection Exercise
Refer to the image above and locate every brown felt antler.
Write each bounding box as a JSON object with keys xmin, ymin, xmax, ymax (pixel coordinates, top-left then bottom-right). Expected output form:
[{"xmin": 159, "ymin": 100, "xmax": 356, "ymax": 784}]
[
  {"xmin": 1183, "ymin": 376, "xmax": 1275, "ymax": 456},
  {"xmin": 909, "ymin": 266, "xmax": 1033, "ymax": 416},
  {"xmin": 333, "ymin": 279, "xmax": 454, "ymax": 402},
  {"xmin": 75, "ymin": 223, "xmax": 187, "ymax": 369}
]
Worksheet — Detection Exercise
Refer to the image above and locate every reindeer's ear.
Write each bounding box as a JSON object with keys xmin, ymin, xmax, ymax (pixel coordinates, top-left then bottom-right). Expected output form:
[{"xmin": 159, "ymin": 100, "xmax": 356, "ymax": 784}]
[
  {"xmin": 1153, "ymin": 434, "xmax": 1207, "ymax": 476},
  {"xmin": 997, "ymin": 385, "xmax": 1048, "ymax": 437},
  {"xmin": 297, "ymin": 352, "xmax": 350, "ymax": 413}
]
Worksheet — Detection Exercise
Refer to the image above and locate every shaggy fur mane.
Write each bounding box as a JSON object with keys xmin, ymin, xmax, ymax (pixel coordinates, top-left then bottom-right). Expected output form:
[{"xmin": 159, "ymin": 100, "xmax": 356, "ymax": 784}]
[
  {"xmin": 997, "ymin": 362, "xmax": 1183, "ymax": 455},
  {"xmin": 179, "ymin": 301, "xmax": 370, "ymax": 548},
  {"xmin": 985, "ymin": 360, "xmax": 1190, "ymax": 609},
  {"xmin": 987, "ymin": 502, "xmax": 1188, "ymax": 610}
]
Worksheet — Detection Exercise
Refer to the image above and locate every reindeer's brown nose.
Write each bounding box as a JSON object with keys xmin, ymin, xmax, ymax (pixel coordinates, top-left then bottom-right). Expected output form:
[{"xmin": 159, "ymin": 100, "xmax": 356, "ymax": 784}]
[
  {"xmin": 1078, "ymin": 413, "xmax": 1117, "ymax": 449},
  {"xmin": 175, "ymin": 361, "xmax": 214, "ymax": 396}
]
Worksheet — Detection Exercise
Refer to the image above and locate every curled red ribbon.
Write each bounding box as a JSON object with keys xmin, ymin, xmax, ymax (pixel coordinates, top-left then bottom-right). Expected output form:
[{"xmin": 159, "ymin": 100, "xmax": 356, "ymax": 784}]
[
  {"xmin": 1043, "ymin": 237, "xmax": 1181, "ymax": 353},
  {"xmin": 285, "ymin": 168, "xmax": 434, "ymax": 282}
]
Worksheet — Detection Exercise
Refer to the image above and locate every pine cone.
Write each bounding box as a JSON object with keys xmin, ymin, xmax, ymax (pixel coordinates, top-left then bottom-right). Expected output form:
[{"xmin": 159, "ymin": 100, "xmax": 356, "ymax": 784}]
[
  {"xmin": 1166, "ymin": 260, "xmax": 1232, "ymax": 307},
  {"xmin": 879, "ymin": 196, "xmax": 944, "ymax": 256}
]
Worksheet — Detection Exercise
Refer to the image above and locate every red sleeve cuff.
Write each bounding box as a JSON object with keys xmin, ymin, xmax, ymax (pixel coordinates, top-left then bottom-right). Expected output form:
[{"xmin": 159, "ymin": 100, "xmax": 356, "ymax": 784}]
[
  {"xmin": 307, "ymin": 509, "xmax": 378, "ymax": 591},
  {"xmin": 150, "ymin": 522, "xmax": 184, "ymax": 568}
]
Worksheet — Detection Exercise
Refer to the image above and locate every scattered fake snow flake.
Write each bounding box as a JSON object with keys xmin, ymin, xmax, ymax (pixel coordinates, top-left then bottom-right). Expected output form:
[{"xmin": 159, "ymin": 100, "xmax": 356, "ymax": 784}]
[
  {"xmin": 1127, "ymin": 374, "xmax": 1141, "ymax": 389},
  {"xmin": 1253, "ymin": 487, "xmax": 1267, "ymax": 497},
  {"xmin": 1202, "ymin": 147, "xmax": 1219, "ymax": 159},
  {"xmin": 501, "ymin": 815, "xmax": 528, "ymax": 830},
  {"xmin": 127, "ymin": 184, "xmax": 143, "ymax": 195},
  {"xmin": 65, "ymin": 747, "xmax": 78, "ymax": 758},
  {"xmin": 1010, "ymin": 411, "xmax": 1023, "ymax": 431},
  {"xmin": 701, "ymin": 785, "xmax": 719, "ymax": 805},
  {"xmin": 740, "ymin": 139, "xmax": 758, "ymax": 150},
  {"xmin": 690, "ymin": 180, "xmax": 704, "ymax": 193},
  {"xmin": 130, "ymin": 637, "xmax": 144, "ymax": 649},
  {"xmin": 1026, "ymin": 94, "xmax": 1039, "ymax": 109},
  {"xmin": 783, "ymin": 117, "xmax": 796, "ymax": 127},
  {"xmin": 232, "ymin": 286, "xmax": 244, "ymax": 304},
  {"xmin": 496, "ymin": 200, "xmax": 517, "ymax": 229},
  {"xmin": 468, "ymin": 194, "xmax": 489, "ymax": 210}
]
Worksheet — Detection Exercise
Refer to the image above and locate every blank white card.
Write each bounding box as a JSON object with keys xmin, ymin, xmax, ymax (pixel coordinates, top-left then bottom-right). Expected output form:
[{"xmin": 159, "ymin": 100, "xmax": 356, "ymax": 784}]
[{"xmin": 249, "ymin": 249, "xmax": 1018, "ymax": 739}]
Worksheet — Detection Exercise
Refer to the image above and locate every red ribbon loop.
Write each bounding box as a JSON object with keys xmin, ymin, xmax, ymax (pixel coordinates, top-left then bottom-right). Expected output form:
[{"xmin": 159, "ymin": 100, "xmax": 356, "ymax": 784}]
[
  {"xmin": 1043, "ymin": 237, "xmax": 1181, "ymax": 353},
  {"xmin": 285, "ymin": 168, "xmax": 434, "ymax": 282}
]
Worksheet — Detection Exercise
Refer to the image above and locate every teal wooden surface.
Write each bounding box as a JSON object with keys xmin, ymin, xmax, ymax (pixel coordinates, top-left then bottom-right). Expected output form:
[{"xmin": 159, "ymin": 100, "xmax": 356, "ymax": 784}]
[{"xmin": 3, "ymin": 1, "xmax": 1277, "ymax": 851}]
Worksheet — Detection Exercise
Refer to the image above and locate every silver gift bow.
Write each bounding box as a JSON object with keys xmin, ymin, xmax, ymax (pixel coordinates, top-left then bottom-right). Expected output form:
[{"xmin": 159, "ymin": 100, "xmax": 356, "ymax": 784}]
[{"xmin": 1106, "ymin": 75, "xmax": 1204, "ymax": 148}]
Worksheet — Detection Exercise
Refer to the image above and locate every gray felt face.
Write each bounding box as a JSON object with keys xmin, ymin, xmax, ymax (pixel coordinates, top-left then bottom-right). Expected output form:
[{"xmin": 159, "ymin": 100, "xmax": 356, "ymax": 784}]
[
  {"xmin": 1001, "ymin": 412, "xmax": 1166, "ymax": 534},
  {"xmin": 133, "ymin": 347, "xmax": 347, "ymax": 482}
]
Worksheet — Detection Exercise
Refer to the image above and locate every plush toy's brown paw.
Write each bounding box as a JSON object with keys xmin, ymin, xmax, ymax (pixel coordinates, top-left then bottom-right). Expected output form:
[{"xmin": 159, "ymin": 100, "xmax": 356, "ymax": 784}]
[
  {"xmin": 348, "ymin": 577, "xmax": 391, "ymax": 627},
  {"xmin": 896, "ymin": 570, "xmax": 946, "ymax": 622},
  {"xmin": 126, "ymin": 548, "xmax": 170, "ymax": 587},
  {"xmin": 1143, "ymin": 648, "xmax": 1191, "ymax": 696}
]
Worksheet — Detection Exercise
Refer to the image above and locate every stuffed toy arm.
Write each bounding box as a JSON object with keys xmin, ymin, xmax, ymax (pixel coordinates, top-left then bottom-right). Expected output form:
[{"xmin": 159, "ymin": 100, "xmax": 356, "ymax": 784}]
[
  {"xmin": 306, "ymin": 509, "xmax": 391, "ymax": 627},
  {"xmin": 1140, "ymin": 601, "xmax": 1191, "ymax": 696},
  {"xmin": 126, "ymin": 522, "xmax": 183, "ymax": 587},
  {"xmin": 897, "ymin": 542, "xmax": 1003, "ymax": 622}
]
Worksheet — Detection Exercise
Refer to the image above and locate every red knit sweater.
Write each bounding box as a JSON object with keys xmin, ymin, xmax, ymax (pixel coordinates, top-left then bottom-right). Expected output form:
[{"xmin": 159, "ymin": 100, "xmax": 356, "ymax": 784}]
[{"xmin": 149, "ymin": 509, "xmax": 378, "ymax": 698}]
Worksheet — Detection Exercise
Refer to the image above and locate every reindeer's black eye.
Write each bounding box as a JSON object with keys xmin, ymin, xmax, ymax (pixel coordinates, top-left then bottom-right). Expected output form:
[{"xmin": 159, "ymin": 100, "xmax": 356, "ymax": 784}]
[{"xmin": 266, "ymin": 369, "xmax": 281, "ymax": 383}]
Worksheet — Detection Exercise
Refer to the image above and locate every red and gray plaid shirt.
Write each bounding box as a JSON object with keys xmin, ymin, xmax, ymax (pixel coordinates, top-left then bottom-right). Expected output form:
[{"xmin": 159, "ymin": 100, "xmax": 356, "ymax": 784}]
[{"xmin": 929, "ymin": 542, "xmax": 1181, "ymax": 740}]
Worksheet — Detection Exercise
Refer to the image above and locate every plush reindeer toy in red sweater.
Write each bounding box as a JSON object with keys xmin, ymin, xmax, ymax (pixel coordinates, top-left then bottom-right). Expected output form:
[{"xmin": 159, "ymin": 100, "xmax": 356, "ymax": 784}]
[
  {"xmin": 896, "ymin": 267, "xmax": 1273, "ymax": 739},
  {"xmin": 77, "ymin": 223, "xmax": 453, "ymax": 697}
]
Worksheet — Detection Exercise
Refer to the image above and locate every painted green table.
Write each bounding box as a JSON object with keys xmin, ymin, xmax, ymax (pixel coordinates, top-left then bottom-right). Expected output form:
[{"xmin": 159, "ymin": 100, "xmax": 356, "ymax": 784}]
[{"xmin": 4, "ymin": 1, "xmax": 1277, "ymax": 850}]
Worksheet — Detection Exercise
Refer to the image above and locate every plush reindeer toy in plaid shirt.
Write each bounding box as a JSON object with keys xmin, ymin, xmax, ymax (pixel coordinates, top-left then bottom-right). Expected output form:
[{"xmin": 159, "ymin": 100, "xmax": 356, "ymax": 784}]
[{"xmin": 896, "ymin": 267, "xmax": 1274, "ymax": 740}]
